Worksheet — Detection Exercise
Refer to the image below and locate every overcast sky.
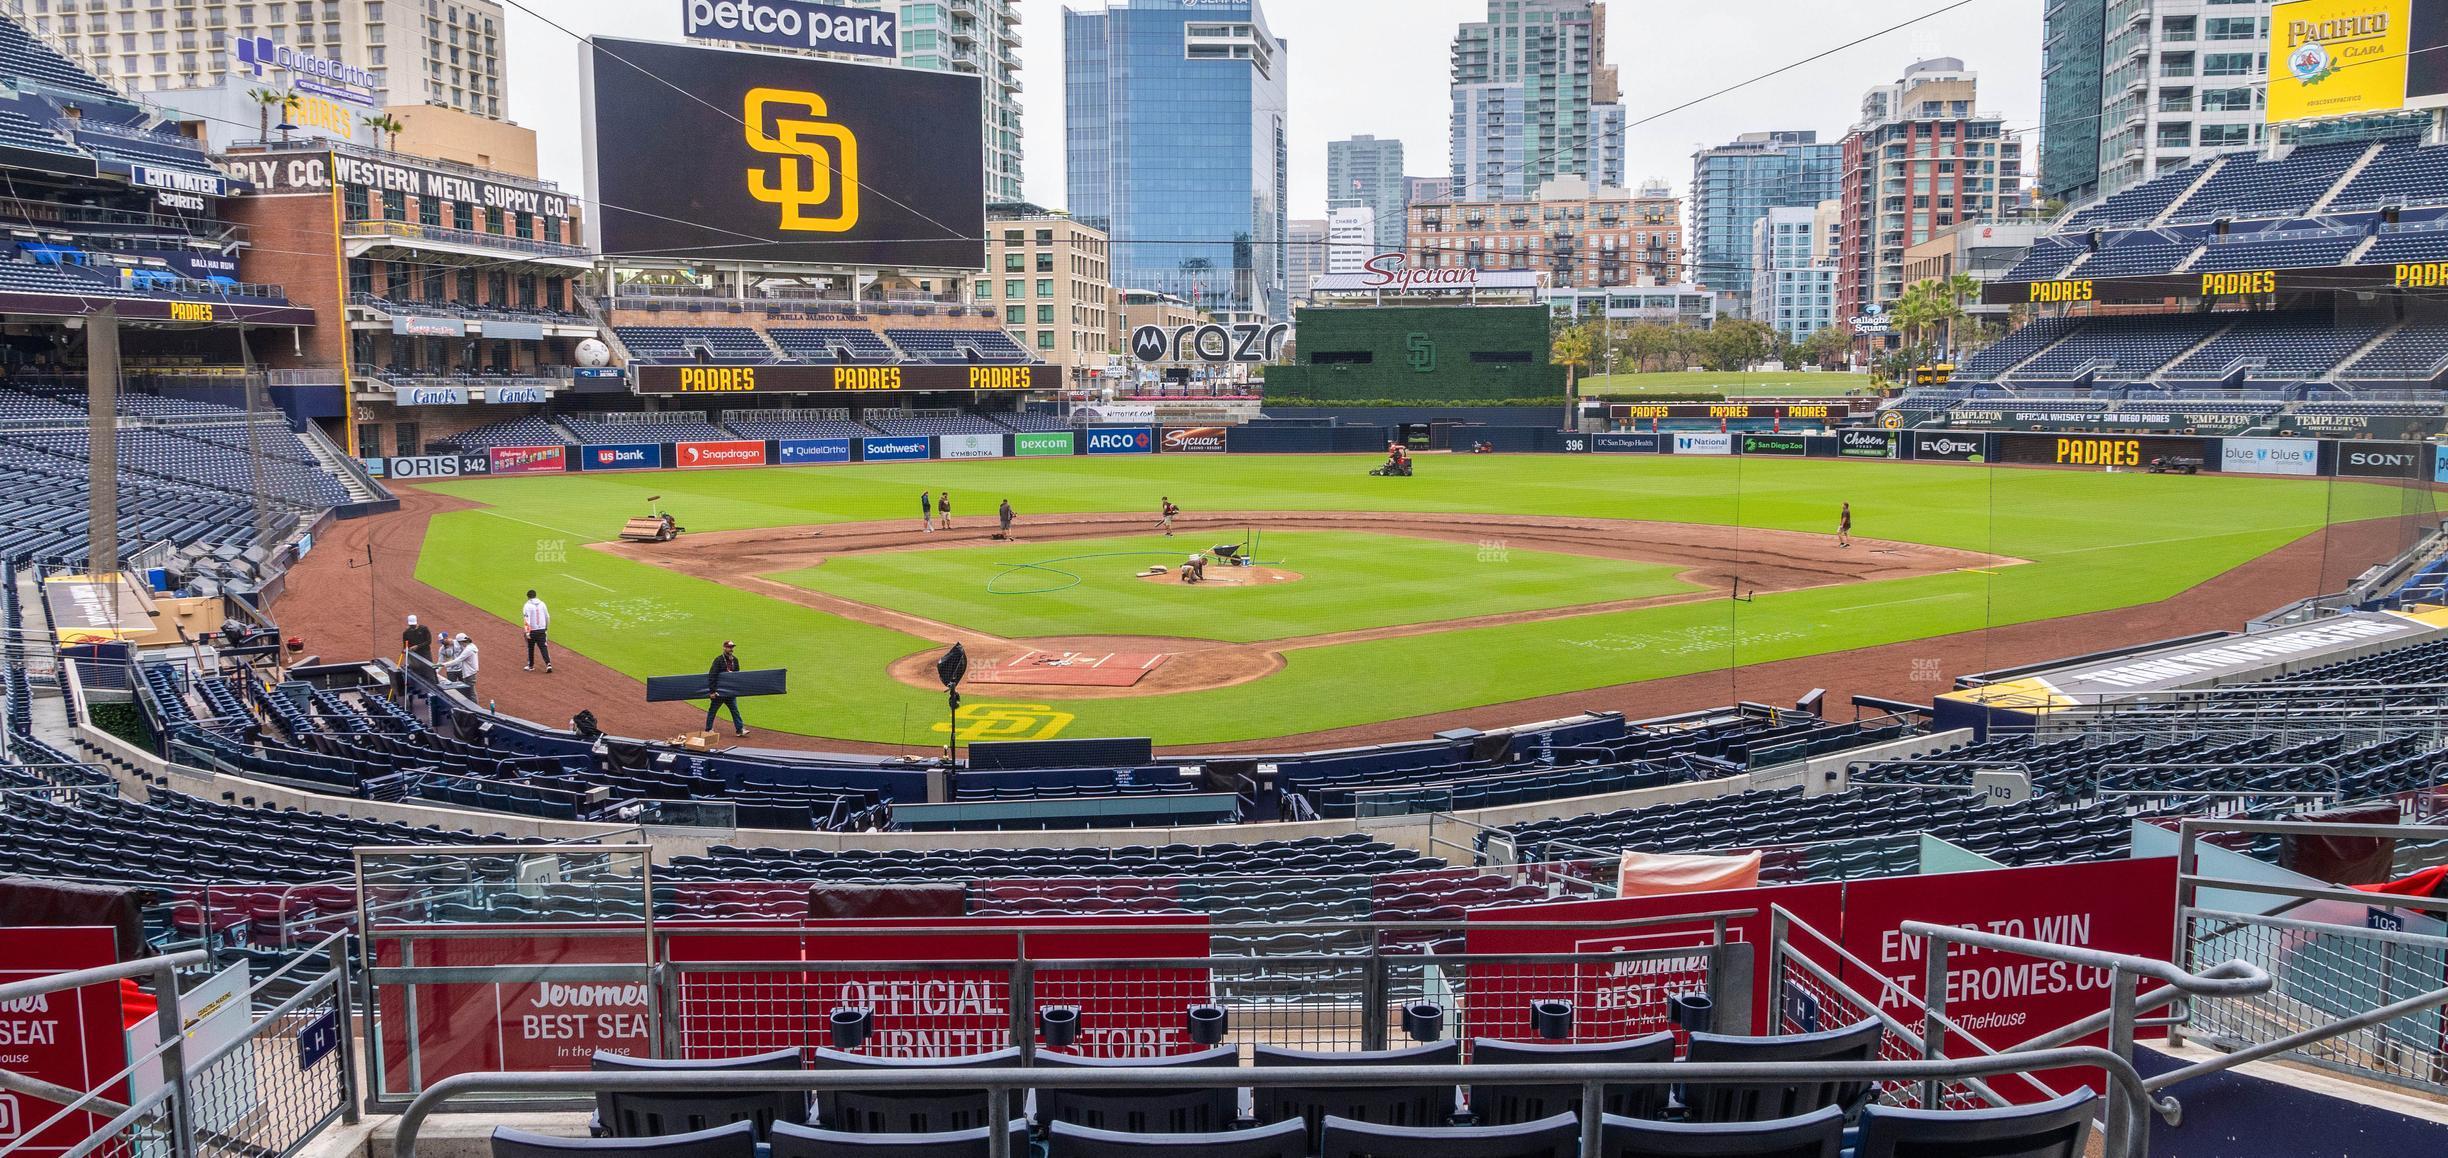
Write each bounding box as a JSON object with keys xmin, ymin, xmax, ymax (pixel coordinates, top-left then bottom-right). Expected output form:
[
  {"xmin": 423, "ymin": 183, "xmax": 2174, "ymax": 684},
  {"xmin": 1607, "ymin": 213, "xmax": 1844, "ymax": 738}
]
[{"xmin": 506, "ymin": 0, "xmax": 2042, "ymax": 219}]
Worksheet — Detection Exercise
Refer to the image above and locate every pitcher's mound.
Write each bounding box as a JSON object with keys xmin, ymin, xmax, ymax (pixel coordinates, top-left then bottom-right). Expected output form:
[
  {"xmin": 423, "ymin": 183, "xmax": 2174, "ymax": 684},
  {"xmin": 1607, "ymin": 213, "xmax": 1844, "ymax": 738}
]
[{"xmin": 1138, "ymin": 565, "xmax": 1303, "ymax": 588}]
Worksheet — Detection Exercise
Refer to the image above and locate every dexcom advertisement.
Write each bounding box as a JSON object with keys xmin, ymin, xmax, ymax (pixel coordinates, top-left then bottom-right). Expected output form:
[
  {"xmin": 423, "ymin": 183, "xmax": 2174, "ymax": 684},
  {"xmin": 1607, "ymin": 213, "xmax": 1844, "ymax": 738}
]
[{"xmin": 583, "ymin": 37, "xmax": 983, "ymax": 268}]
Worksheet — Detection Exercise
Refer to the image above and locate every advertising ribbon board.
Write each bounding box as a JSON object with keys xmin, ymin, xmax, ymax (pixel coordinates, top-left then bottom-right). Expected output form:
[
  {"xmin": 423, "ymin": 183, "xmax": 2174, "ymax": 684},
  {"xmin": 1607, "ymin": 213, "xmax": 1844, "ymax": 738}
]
[
  {"xmin": 2336, "ymin": 442, "xmax": 2427, "ymax": 478},
  {"xmin": 777, "ymin": 438, "xmax": 853, "ymax": 465},
  {"xmin": 2219, "ymin": 437, "xmax": 2320, "ymax": 476},
  {"xmin": 489, "ymin": 445, "xmax": 567, "ymax": 475},
  {"xmin": 1671, "ymin": 431, "xmax": 1733, "ymax": 456},
  {"xmin": 859, "ymin": 437, "xmax": 932, "ymax": 462},
  {"xmin": 937, "ymin": 433, "xmax": 1006, "ymax": 460},
  {"xmin": 580, "ymin": 443, "xmax": 662, "ymax": 471},
  {"xmin": 1591, "ymin": 432, "xmax": 1660, "ymax": 453},
  {"xmin": 1083, "ymin": 428, "xmax": 1154, "ymax": 455},
  {"xmin": 1014, "ymin": 431, "xmax": 1076, "ymax": 457},
  {"xmin": 1740, "ymin": 433, "xmax": 1809, "ymax": 457},
  {"xmin": 675, "ymin": 440, "xmax": 768, "ymax": 468},
  {"xmin": 1161, "ymin": 427, "xmax": 1229, "ymax": 453}
]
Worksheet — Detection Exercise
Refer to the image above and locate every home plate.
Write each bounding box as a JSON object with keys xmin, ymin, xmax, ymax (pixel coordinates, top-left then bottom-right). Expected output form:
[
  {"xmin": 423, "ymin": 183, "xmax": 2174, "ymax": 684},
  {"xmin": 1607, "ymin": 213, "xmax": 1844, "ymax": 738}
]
[{"xmin": 970, "ymin": 649, "xmax": 1169, "ymax": 688}]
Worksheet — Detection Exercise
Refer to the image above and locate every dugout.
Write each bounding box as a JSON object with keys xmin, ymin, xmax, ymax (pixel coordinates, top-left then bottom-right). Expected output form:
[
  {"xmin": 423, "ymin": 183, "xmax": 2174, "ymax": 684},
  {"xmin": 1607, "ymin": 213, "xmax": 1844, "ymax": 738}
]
[{"xmin": 1261, "ymin": 305, "xmax": 1566, "ymax": 402}]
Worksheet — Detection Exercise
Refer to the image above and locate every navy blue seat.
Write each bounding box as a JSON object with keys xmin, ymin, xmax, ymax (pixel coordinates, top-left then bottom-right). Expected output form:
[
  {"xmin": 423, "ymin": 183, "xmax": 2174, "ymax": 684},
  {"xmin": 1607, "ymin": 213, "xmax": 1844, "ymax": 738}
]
[
  {"xmin": 1032, "ymin": 1045, "xmax": 1240, "ymax": 1133},
  {"xmin": 1852, "ymin": 1089, "xmax": 2096, "ymax": 1158},
  {"xmin": 1046, "ymin": 1118, "xmax": 1309, "ymax": 1158},
  {"xmin": 1598, "ymin": 1106, "xmax": 1844, "ymax": 1157},
  {"xmin": 1252, "ymin": 1040, "xmax": 1461, "ymax": 1143},
  {"xmin": 1320, "ymin": 1111, "xmax": 1580, "ymax": 1158},
  {"xmin": 809, "ymin": 1047, "xmax": 1022, "ymax": 1133},
  {"xmin": 493, "ymin": 1121, "xmax": 757, "ymax": 1158},
  {"xmin": 1468, "ymin": 1033, "xmax": 1675, "ymax": 1124},
  {"xmin": 1680, "ymin": 1020, "xmax": 1883, "ymax": 1123},
  {"xmin": 589, "ymin": 1048, "xmax": 807, "ymax": 1140},
  {"xmin": 768, "ymin": 1119, "xmax": 1028, "ymax": 1158}
]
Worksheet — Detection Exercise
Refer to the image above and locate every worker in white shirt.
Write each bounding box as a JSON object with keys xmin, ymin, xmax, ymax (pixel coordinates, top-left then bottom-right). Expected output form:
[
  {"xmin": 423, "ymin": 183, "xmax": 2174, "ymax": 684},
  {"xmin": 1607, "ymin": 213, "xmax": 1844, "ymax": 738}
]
[
  {"xmin": 444, "ymin": 632, "xmax": 479, "ymax": 692},
  {"xmin": 522, "ymin": 588, "xmax": 553, "ymax": 673}
]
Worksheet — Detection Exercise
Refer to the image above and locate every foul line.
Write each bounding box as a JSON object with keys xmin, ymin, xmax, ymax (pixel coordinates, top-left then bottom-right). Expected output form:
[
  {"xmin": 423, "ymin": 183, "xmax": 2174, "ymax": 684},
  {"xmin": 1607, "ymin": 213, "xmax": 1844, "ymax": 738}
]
[
  {"xmin": 1826, "ymin": 592, "xmax": 1973, "ymax": 615},
  {"xmin": 563, "ymin": 575, "xmax": 615, "ymax": 592}
]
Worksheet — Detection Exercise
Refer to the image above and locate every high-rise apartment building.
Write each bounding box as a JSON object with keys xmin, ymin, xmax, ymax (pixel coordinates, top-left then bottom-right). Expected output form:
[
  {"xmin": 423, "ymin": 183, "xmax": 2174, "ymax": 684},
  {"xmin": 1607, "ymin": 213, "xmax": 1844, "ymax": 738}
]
[
  {"xmin": 1327, "ymin": 134, "xmax": 1407, "ymax": 251},
  {"xmin": 981, "ymin": 206, "xmax": 1110, "ymax": 385},
  {"xmin": 1287, "ymin": 217, "xmax": 1327, "ymax": 303},
  {"xmin": 1448, "ymin": 0, "xmax": 1624, "ymax": 200},
  {"xmin": 2039, "ymin": 0, "xmax": 2270, "ymax": 204},
  {"xmin": 1066, "ymin": 0, "xmax": 1289, "ymax": 322},
  {"xmin": 1407, "ymin": 176, "xmax": 1679, "ymax": 290},
  {"xmin": 1836, "ymin": 58, "xmax": 2021, "ymax": 325},
  {"xmin": 1326, "ymin": 205, "xmax": 1376, "ymax": 275},
  {"xmin": 1688, "ymin": 130, "xmax": 1843, "ymax": 318},
  {"xmin": 5, "ymin": 0, "xmax": 506, "ymax": 120},
  {"xmin": 1749, "ymin": 205, "xmax": 1838, "ymax": 346},
  {"xmin": 1407, "ymin": 174, "xmax": 1452, "ymax": 206}
]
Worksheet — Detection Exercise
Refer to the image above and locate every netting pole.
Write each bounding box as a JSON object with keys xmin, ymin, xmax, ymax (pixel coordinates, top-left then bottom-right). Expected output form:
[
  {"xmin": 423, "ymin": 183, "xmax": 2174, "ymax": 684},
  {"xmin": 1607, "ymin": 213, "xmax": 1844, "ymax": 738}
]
[{"xmin": 85, "ymin": 306, "xmax": 119, "ymax": 574}]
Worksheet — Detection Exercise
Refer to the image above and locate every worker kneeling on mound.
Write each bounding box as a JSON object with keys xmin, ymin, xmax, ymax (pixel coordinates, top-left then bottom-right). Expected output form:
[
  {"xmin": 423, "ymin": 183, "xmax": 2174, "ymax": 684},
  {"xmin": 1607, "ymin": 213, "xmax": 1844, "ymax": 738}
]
[{"xmin": 1181, "ymin": 552, "xmax": 1207, "ymax": 583}]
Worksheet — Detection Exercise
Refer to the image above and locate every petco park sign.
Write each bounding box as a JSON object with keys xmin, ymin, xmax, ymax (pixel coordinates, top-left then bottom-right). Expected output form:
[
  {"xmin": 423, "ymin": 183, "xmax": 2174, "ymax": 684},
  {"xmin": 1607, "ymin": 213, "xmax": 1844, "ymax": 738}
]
[{"xmin": 682, "ymin": 0, "xmax": 896, "ymax": 57}]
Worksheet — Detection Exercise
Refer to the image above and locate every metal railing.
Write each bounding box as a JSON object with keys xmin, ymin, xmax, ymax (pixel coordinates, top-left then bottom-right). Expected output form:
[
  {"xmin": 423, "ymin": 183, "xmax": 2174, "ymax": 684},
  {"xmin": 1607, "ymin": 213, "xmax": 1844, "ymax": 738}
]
[
  {"xmin": 391, "ymin": 1049, "xmax": 2164, "ymax": 1158},
  {"xmin": 343, "ymin": 219, "xmax": 590, "ymax": 259}
]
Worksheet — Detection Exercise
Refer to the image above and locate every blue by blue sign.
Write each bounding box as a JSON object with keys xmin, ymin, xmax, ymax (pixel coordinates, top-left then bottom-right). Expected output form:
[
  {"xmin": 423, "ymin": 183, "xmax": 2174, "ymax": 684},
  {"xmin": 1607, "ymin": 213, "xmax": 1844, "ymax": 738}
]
[
  {"xmin": 1083, "ymin": 427, "xmax": 1154, "ymax": 455},
  {"xmin": 860, "ymin": 437, "xmax": 931, "ymax": 462},
  {"xmin": 296, "ymin": 1008, "xmax": 340, "ymax": 1070},
  {"xmin": 580, "ymin": 443, "xmax": 660, "ymax": 471},
  {"xmin": 2434, "ymin": 443, "xmax": 2448, "ymax": 485},
  {"xmin": 778, "ymin": 438, "xmax": 852, "ymax": 465},
  {"xmin": 681, "ymin": 0, "xmax": 898, "ymax": 58},
  {"xmin": 1592, "ymin": 432, "xmax": 1661, "ymax": 453}
]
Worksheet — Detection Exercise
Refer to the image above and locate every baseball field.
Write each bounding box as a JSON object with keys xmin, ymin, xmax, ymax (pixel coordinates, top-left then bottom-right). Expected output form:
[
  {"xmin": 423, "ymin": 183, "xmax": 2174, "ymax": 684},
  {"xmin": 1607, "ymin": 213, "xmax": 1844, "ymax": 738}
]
[{"xmin": 306, "ymin": 454, "xmax": 2428, "ymax": 749}]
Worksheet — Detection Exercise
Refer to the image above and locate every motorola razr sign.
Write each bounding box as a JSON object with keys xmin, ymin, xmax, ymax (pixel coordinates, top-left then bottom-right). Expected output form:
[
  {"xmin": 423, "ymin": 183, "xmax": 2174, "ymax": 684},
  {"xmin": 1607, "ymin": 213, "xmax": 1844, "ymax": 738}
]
[
  {"xmin": 1131, "ymin": 322, "xmax": 1291, "ymax": 364},
  {"xmin": 681, "ymin": 0, "xmax": 897, "ymax": 58}
]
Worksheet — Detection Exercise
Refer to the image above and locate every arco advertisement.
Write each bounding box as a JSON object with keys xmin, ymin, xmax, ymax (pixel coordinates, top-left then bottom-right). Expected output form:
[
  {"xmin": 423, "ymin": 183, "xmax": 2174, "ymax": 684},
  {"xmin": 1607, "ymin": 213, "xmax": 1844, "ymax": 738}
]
[
  {"xmin": 489, "ymin": 445, "xmax": 568, "ymax": 476},
  {"xmin": 859, "ymin": 437, "xmax": 931, "ymax": 462},
  {"xmin": 937, "ymin": 433, "xmax": 1006, "ymax": 460},
  {"xmin": 1015, "ymin": 432, "xmax": 1076, "ymax": 457},
  {"xmin": 777, "ymin": 438, "xmax": 852, "ymax": 465},
  {"xmin": 1083, "ymin": 427, "xmax": 1154, "ymax": 455},
  {"xmin": 1161, "ymin": 427, "xmax": 1229, "ymax": 453},
  {"xmin": 581, "ymin": 443, "xmax": 662, "ymax": 472},
  {"xmin": 676, "ymin": 440, "xmax": 768, "ymax": 469}
]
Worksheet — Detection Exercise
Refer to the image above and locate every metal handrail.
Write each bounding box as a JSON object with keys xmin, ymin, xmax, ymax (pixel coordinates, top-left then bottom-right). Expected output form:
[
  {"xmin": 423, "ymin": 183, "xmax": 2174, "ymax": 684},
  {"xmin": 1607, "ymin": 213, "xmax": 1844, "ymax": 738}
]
[
  {"xmin": 1898, "ymin": 922, "xmax": 2273, "ymax": 1000},
  {"xmin": 392, "ymin": 1049, "xmax": 2168, "ymax": 1158}
]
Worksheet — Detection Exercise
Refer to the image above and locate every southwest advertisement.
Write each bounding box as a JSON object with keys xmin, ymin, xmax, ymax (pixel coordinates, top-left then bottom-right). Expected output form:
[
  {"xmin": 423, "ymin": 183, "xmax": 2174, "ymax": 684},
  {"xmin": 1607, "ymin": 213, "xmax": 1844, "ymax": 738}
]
[
  {"xmin": 859, "ymin": 437, "xmax": 931, "ymax": 462},
  {"xmin": 582, "ymin": 37, "xmax": 984, "ymax": 268}
]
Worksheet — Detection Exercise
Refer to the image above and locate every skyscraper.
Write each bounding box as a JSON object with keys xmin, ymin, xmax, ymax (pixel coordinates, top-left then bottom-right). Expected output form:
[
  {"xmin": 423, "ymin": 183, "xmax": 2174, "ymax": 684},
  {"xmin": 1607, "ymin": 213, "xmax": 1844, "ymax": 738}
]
[
  {"xmin": 1327, "ymin": 135, "xmax": 1408, "ymax": 251},
  {"xmin": 1688, "ymin": 131, "xmax": 1843, "ymax": 319},
  {"xmin": 1287, "ymin": 218, "xmax": 1328, "ymax": 304},
  {"xmin": 1837, "ymin": 58, "xmax": 2020, "ymax": 324},
  {"xmin": 1448, "ymin": 0, "xmax": 1624, "ymax": 201},
  {"xmin": 1067, "ymin": 0, "xmax": 1290, "ymax": 322},
  {"xmin": 1326, "ymin": 206, "xmax": 1377, "ymax": 275},
  {"xmin": 2038, "ymin": 0, "xmax": 2271, "ymax": 205}
]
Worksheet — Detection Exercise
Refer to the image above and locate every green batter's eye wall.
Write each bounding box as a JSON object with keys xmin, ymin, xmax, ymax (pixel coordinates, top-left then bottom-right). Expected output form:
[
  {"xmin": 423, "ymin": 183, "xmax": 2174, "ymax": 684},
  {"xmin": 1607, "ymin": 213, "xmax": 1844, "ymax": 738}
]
[{"xmin": 1264, "ymin": 304, "xmax": 1568, "ymax": 402}]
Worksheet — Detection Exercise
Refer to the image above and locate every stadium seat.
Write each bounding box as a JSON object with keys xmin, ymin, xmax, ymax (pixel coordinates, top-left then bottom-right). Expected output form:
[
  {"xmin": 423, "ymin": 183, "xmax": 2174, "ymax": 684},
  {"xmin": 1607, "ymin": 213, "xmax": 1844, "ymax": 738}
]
[
  {"xmin": 1467, "ymin": 1033, "xmax": 1675, "ymax": 1124},
  {"xmin": 1597, "ymin": 1106, "xmax": 1845, "ymax": 1157},
  {"xmin": 809, "ymin": 1047, "xmax": 1022, "ymax": 1133},
  {"xmin": 1032, "ymin": 1045, "xmax": 1240, "ymax": 1133},
  {"xmin": 1850, "ymin": 1089, "xmax": 2098, "ymax": 1157},
  {"xmin": 493, "ymin": 1121, "xmax": 756, "ymax": 1158},
  {"xmin": 589, "ymin": 1048, "xmax": 808, "ymax": 1140},
  {"xmin": 1679, "ymin": 1020, "xmax": 1882, "ymax": 1122},
  {"xmin": 1252, "ymin": 1040, "xmax": 1462, "ymax": 1143},
  {"xmin": 1318, "ymin": 1110, "xmax": 1581, "ymax": 1158},
  {"xmin": 1045, "ymin": 1118, "xmax": 1310, "ymax": 1158},
  {"xmin": 768, "ymin": 1120, "xmax": 1030, "ymax": 1158}
]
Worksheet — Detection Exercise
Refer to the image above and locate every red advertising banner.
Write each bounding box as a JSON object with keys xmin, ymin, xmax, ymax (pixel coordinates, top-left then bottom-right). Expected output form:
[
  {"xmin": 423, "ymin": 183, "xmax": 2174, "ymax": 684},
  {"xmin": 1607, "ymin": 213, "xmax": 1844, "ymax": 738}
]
[
  {"xmin": 1161, "ymin": 427, "xmax": 1228, "ymax": 453},
  {"xmin": 488, "ymin": 444, "xmax": 568, "ymax": 476},
  {"xmin": 1466, "ymin": 884, "xmax": 1843, "ymax": 1045},
  {"xmin": 0, "ymin": 927, "xmax": 125, "ymax": 1158},
  {"xmin": 675, "ymin": 440, "xmax": 768, "ymax": 469},
  {"xmin": 1463, "ymin": 856, "xmax": 2179, "ymax": 1097},
  {"xmin": 373, "ymin": 926, "xmax": 653, "ymax": 1094},
  {"xmin": 665, "ymin": 915, "xmax": 1212, "ymax": 1061}
]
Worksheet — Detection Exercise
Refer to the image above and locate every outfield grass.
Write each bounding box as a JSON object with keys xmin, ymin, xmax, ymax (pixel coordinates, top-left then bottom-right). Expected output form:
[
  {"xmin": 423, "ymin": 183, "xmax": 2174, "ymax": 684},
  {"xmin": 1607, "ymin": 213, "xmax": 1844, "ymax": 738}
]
[
  {"xmin": 774, "ymin": 531, "xmax": 1699, "ymax": 643},
  {"xmin": 1580, "ymin": 370, "xmax": 1873, "ymax": 396},
  {"xmin": 417, "ymin": 456, "xmax": 2422, "ymax": 744}
]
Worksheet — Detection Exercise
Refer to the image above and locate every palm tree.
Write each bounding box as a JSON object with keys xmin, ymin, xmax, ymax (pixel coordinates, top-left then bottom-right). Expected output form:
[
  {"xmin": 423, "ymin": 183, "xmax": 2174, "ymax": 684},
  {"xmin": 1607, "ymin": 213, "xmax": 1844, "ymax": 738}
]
[
  {"xmin": 361, "ymin": 112, "xmax": 404, "ymax": 152},
  {"xmin": 247, "ymin": 87, "xmax": 283, "ymax": 144},
  {"xmin": 1550, "ymin": 321, "xmax": 1597, "ymax": 391},
  {"xmin": 276, "ymin": 91, "xmax": 303, "ymax": 144}
]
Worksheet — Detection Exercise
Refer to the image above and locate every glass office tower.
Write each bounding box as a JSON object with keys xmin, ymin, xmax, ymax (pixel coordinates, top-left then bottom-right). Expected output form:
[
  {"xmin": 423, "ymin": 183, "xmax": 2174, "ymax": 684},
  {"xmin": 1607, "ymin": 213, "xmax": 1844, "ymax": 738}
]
[{"xmin": 1065, "ymin": 0, "xmax": 1290, "ymax": 322}]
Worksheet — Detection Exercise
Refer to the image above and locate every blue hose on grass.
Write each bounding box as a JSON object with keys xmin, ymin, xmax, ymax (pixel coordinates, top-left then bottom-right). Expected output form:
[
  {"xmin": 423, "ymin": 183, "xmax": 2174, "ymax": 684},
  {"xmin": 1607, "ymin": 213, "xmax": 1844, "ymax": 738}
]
[{"xmin": 987, "ymin": 552, "xmax": 1189, "ymax": 595}]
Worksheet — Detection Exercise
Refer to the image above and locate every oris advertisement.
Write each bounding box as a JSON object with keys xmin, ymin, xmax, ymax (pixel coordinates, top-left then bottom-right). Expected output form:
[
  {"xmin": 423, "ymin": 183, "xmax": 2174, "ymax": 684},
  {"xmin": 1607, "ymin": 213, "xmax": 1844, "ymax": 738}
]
[
  {"xmin": 859, "ymin": 437, "xmax": 932, "ymax": 462},
  {"xmin": 2336, "ymin": 442, "xmax": 2427, "ymax": 479},
  {"xmin": 1161, "ymin": 427, "xmax": 1229, "ymax": 453},
  {"xmin": 1912, "ymin": 433, "xmax": 1989, "ymax": 463},
  {"xmin": 1591, "ymin": 432, "xmax": 1661, "ymax": 453},
  {"xmin": 777, "ymin": 438, "xmax": 853, "ymax": 465},
  {"xmin": 1837, "ymin": 430, "xmax": 1899, "ymax": 459},
  {"xmin": 676, "ymin": 440, "xmax": 768, "ymax": 468},
  {"xmin": 581, "ymin": 443, "xmax": 662, "ymax": 471},
  {"xmin": 1084, "ymin": 427, "xmax": 1155, "ymax": 455}
]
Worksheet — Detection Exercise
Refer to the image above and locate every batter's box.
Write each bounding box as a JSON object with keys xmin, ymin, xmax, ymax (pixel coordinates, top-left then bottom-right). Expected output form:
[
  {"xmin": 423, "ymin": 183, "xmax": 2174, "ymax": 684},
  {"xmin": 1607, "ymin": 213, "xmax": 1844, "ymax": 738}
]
[{"xmin": 969, "ymin": 649, "xmax": 1168, "ymax": 688}]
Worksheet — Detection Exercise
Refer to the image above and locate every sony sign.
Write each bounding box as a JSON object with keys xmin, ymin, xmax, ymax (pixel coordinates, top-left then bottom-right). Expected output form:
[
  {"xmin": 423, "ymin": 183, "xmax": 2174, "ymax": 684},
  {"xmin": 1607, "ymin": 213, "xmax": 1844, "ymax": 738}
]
[{"xmin": 1130, "ymin": 322, "xmax": 1290, "ymax": 364}]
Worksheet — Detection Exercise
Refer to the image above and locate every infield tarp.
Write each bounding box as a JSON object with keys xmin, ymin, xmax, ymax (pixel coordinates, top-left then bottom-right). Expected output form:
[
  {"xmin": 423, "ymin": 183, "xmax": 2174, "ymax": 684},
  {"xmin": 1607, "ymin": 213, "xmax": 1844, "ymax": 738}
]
[{"xmin": 1939, "ymin": 609, "xmax": 2448, "ymax": 715}]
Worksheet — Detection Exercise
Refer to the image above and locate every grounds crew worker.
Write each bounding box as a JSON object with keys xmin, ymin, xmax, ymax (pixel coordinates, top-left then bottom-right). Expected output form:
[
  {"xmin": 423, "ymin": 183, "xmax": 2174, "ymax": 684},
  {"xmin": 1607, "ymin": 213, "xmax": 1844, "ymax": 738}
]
[
  {"xmin": 705, "ymin": 640, "xmax": 748, "ymax": 738},
  {"xmin": 522, "ymin": 589, "xmax": 553, "ymax": 672}
]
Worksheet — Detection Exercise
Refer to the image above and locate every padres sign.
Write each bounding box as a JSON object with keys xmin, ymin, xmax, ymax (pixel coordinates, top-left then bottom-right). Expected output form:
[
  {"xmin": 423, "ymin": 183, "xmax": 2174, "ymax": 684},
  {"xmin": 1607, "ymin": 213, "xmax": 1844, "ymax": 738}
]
[{"xmin": 582, "ymin": 36, "xmax": 983, "ymax": 267}]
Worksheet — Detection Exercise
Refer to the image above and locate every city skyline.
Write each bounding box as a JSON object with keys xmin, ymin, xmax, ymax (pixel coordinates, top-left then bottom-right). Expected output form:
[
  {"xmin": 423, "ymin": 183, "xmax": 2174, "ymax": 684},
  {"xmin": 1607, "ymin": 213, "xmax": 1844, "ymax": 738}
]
[{"xmin": 498, "ymin": 0, "xmax": 2040, "ymax": 224}]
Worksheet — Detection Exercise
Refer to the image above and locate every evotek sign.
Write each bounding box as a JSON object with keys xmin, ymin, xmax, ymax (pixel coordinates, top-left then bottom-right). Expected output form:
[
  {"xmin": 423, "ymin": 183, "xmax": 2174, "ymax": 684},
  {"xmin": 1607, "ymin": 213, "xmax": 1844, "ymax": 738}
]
[
  {"xmin": 584, "ymin": 38, "xmax": 983, "ymax": 268},
  {"xmin": 1130, "ymin": 322, "xmax": 1291, "ymax": 364},
  {"xmin": 683, "ymin": 0, "xmax": 897, "ymax": 58},
  {"xmin": 1914, "ymin": 434, "xmax": 1987, "ymax": 463}
]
